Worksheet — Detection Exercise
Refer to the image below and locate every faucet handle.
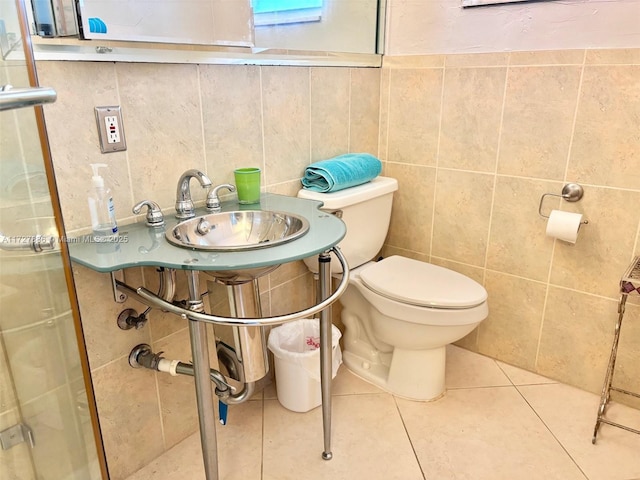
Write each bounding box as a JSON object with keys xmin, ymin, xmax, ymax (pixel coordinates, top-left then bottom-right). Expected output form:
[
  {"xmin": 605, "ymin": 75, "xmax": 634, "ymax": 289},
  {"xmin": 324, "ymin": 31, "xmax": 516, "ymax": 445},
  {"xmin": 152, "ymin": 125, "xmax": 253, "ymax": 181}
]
[
  {"xmin": 206, "ymin": 184, "xmax": 237, "ymax": 212},
  {"xmin": 133, "ymin": 200, "xmax": 165, "ymax": 227}
]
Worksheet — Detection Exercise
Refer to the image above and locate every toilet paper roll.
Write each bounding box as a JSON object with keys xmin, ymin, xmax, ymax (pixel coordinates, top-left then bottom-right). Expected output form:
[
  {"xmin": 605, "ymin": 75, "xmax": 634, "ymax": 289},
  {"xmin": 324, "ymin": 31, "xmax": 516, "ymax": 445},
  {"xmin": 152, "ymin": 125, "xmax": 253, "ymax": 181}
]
[{"xmin": 545, "ymin": 210, "xmax": 583, "ymax": 244}]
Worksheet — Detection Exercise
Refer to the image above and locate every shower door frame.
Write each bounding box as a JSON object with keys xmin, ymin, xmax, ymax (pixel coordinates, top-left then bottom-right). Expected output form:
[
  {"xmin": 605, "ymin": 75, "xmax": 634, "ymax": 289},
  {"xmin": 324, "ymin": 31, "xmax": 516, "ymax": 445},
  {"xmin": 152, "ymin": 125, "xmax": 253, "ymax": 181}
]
[{"xmin": 0, "ymin": 1, "xmax": 108, "ymax": 478}]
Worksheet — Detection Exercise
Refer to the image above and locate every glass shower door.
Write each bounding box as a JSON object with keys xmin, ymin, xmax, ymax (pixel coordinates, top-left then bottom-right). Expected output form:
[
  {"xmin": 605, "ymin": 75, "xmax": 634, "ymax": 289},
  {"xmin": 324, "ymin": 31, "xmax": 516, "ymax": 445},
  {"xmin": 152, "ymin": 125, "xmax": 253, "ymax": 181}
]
[{"xmin": 0, "ymin": 1, "xmax": 103, "ymax": 479}]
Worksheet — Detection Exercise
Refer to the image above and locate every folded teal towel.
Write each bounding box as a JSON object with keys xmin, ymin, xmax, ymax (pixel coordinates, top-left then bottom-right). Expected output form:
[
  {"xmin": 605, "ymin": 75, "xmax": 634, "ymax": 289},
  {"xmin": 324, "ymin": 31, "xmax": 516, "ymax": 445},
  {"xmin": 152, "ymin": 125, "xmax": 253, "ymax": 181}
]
[{"xmin": 301, "ymin": 153, "xmax": 382, "ymax": 193}]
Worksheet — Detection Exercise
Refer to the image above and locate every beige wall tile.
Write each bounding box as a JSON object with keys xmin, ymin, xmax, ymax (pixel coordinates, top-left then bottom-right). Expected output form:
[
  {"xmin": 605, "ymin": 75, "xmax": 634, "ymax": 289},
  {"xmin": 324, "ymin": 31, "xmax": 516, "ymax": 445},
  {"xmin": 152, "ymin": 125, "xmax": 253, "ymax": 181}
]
[
  {"xmin": 550, "ymin": 187, "xmax": 640, "ymax": 299},
  {"xmin": 21, "ymin": 388, "xmax": 91, "ymax": 480},
  {"xmin": 349, "ymin": 67, "xmax": 381, "ymax": 155},
  {"xmin": 477, "ymin": 271, "xmax": 547, "ymax": 370},
  {"xmin": 439, "ymin": 67, "xmax": 505, "ymax": 172},
  {"xmin": 509, "ymin": 50, "xmax": 585, "ymax": 66},
  {"xmin": 262, "ymin": 66, "xmax": 311, "ymax": 185},
  {"xmin": 268, "ymin": 260, "xmax": 309, "ymax": 289},
  {"xmin": 387, "ymin": 69, "xmax": 442, "ymax": 166},
  {"xmin": 0, "ymin": 409, "xmax": 35, "ymax": 479},
  {"xmin": 429, "ymin": 257, "xmax": 485, "ymax": 284},
  {"xmin": 537, "ymin": 287, "xmax": 618, "ymax": 393},
  {"xmin": 73, "ymin": 265, "xmax": 150, "ymax": 369},
  {"xmin": 268, "ymin": 275, "xmax": 314, "ymax": 317},
  {"xmin": 310, "ymin": 67, "xmax": 350, "ymax": 161},
  {"xmin": 153, "ymin": 329, "xmax": 199, "ymax": 450},
  {"xmin": 2, "ymin": 318, "xmax": 67, "ymax": 403},
  {"xmin": 378, "ymin": 67, "xmax": 391, "ymax": 162},
  {"xmin": 487, "ymin": 176, "xmax": 561, "ymax": 281},
  {"xmin": 381, "ymin": 245, "xmax": 430, "ymax": 263},
  {"xmin": 117, "ymin": 63, "xmax": 205, "ymax": 211},
  {"xmin": 37, "ymin": 61, "xmax": 130, "ymax": 231},
  {"xmin": 432, "ymin": 169, "xmax": 494, "ymax": 266},
  {"xmin": 265, "ymin": 179, "xmax": 302, "ymax": 196},
  {"xmin": 0, "ymin": 340, "xmax": 17, "ymax": 413},
  {"xmin": 498, "ymin": 66, "xmax": 582, "ymax": 180},
  {"xmin": 567, "ymin": 65, "xmax": 640, "ymax": 189},
  {"xmin": 585, "ymin": 48, "xmax": 640, "ymax": 65},
  {"xmin": 445, "ymin": 53, "xmax": 509, "ymax": 68},
  {"xmin": 382, "ymin": 55, "xmax": 445, "ymax": 68},
  {"xmin": 385, "ymin": 162, "xmax": 435, "ymax": 254},
  {"xmin": 200, "ymin": 65, "xmax": 264, "ymax": 186},
  {"xmin": 92, "ymin": 357, "xmax": 164, "ymax": 479}
]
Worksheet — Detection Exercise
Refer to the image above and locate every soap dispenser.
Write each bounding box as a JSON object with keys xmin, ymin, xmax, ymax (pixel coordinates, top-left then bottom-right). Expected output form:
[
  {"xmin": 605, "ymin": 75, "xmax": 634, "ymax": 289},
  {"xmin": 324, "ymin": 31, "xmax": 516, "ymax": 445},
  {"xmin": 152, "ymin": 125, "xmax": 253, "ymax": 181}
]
[{"xmin": 88, "ymin": 163, "xmax": 118, "ymax": 239}]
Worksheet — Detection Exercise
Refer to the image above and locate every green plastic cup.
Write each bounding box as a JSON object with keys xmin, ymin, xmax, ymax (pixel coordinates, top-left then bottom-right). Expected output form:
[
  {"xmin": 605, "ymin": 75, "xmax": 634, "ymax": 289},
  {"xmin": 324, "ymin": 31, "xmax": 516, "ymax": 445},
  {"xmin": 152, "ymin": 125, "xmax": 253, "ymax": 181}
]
[{"xmin": 234, "ymin": 167, "xmax": 261, "ymax": 204}]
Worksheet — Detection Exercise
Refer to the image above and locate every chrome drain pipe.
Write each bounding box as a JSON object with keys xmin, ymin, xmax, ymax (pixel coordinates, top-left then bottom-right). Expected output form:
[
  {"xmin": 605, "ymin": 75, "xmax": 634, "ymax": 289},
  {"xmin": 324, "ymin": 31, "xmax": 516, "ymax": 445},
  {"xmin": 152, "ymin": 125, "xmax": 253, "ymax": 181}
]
[{"xmin": 128, "ymin": 344, "xmax": 235, "ymax": 399}]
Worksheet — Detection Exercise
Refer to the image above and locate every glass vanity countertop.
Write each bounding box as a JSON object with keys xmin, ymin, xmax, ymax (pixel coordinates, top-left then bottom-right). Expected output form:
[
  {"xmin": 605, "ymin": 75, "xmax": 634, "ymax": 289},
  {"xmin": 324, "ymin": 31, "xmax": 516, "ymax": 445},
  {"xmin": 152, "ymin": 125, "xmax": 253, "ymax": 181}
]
[{"xmin": 68, "ymin": 193, "xmax": 346, "ymax": 273}]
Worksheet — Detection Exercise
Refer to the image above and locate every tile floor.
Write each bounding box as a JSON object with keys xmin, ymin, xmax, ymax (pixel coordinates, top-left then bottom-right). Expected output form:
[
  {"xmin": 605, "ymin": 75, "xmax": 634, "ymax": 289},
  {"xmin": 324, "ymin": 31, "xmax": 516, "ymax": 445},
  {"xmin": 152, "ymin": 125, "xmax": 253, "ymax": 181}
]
[{"xmin": 127, "ymin": 346, "xmax": 640, "ymax": 480}]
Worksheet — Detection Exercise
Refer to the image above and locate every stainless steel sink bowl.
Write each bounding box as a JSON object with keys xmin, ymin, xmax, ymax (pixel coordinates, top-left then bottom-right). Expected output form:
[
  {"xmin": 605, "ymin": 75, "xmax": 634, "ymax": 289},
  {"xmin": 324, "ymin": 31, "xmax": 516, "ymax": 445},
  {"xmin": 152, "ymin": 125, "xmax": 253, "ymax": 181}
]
[{"xmin": 166, "ymin": 210, "xmax": 310, "ymax": 252}]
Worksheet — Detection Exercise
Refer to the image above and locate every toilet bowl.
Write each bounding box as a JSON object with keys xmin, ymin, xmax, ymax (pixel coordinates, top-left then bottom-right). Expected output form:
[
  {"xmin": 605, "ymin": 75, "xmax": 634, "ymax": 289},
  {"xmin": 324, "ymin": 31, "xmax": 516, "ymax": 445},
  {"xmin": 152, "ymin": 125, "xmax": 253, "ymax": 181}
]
[
  {"xmin": 339, "ymin": 256, "xmax": 488, "ymax": 400},
  {"xmin": 297, "ymin": 176, "xmax": 489, "ymax": 401}
]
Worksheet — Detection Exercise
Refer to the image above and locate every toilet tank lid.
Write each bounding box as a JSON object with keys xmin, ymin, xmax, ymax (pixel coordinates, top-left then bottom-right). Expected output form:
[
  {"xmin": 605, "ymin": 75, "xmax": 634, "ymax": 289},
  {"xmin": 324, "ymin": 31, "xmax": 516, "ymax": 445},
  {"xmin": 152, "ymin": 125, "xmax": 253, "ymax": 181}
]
[
  {"xmin": 360, "ymin": 256, "xmax": 488, "ymax": 309},
  {"xmin": 297, "ymin": 176, "xmax": 398, "ymax": 210}
]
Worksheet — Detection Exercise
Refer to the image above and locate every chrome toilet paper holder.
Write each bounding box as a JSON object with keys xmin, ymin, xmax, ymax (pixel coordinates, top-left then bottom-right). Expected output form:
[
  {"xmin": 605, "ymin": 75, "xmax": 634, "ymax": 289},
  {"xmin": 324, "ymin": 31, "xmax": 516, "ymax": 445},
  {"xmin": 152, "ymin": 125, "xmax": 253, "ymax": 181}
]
[{"xmin": 538, "ymin": 183, "xmax": 588, "ymax": 224}]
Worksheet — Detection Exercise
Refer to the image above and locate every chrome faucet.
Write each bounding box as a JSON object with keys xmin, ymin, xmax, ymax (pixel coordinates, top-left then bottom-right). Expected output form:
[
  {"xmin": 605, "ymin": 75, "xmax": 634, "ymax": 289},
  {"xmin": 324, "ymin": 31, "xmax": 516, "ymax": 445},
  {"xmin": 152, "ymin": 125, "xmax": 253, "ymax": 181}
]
[
  {"xmin": 175, "ymin": 169, "xmax": 212, "ymax": 219},
  {"xmin": 206, "ymin": 183, "xmax": 236, "ymax": 212}
]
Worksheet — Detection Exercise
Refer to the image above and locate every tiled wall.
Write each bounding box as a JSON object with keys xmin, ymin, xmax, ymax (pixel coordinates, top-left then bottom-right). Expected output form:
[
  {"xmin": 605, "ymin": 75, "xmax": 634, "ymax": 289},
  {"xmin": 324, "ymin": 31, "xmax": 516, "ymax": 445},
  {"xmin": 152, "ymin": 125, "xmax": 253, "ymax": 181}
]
[
  {"xmin": 37, "ymin": 61, "xmax": 380, "ymax": 479},
  {"xmin": 36, "ymin": 48, "xmax": 640, "ymax": 478},
  {"xmin": 378, "ymin": 49, "xmax": 640, "ymax": 405}
]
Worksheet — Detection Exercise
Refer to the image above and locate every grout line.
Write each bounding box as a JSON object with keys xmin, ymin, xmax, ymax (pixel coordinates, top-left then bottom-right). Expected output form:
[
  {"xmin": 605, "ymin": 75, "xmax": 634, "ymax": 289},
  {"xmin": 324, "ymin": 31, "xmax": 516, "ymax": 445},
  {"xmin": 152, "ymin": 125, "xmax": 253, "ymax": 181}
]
[
  {"xmin": 347, "ymin": 67, "xmax": 353, "ymax": 152},
  {"xmin": 196, "ymin": 64, "xmax": 208, "ymax": 177},
  {"xmin": 113, "ymin": 63, "xmax": 135, "ymax": 214},
  {"xmin": 633, "ymin": 220, "xmax": 640, "ymax": 263},
  {"xmin": 392, "ymin": 396, "xmax": 428, "ymax": 480},
  {"xmin": 260, "ymin": 392, "xmax": 265, "ymax": 480},
  {"xmin": 384, "ymin": 162, "xmax": 640, "ymax": 192},
  {"xmin": 385, "ymin": 69, "xmax": 392, "ymax": 163},
  {"xmin": 481, "ymin": 63, "xmax": 509, "ymax": 283},
  {"xmin": 429, "ymin": 67, "xmax": 446, "ymax": 260},
  {"xmin": 512, "ymin": 385, "xmax": 590, "ymax": 480},
  {"xmin": 562, "ymin": 49, "xmax": 587, "ymax": 184},
  {"xmin": 446, "ymin": 384, "xmax": 515, "ymax": 392},
  {"xmin": 258, "ymin": 66, "xmax": 267, "ymax": 181},
  {"xmin": 309, "ymin": 67, "xmax": 313, "ymax": 163}
]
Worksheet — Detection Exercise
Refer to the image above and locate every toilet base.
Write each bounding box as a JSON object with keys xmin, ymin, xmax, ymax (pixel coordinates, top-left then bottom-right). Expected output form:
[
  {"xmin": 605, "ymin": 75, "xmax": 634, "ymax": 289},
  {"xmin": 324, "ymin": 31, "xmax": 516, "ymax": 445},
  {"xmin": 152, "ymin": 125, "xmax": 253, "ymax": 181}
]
[{"xmin": 342, "ymin": 345, "xmax": 446, "ymax": 401}]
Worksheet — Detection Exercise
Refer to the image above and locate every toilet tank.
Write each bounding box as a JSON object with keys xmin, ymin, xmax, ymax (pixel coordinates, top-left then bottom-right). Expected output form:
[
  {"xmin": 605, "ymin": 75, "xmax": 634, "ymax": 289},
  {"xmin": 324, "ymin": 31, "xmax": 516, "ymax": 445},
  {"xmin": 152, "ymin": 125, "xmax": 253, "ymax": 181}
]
[{"xmin": 297, "ymin": 176, "xmax": 398, "ymax": 273}]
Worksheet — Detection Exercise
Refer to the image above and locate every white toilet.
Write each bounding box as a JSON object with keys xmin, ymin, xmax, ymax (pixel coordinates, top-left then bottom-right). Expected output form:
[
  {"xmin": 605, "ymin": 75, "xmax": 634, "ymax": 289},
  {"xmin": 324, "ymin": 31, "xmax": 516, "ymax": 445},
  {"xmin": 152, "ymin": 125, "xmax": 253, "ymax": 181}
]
[{"xmin": 298, "ymin": 176, "xmax": 488, "ymax": 401}]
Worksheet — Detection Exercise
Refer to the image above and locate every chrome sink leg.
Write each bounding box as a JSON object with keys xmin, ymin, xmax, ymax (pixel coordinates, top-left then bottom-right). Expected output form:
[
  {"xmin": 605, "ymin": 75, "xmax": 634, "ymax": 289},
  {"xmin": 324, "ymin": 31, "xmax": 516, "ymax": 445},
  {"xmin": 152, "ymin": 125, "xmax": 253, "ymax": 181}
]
[
  {"xmin": 185, "ymin": 270, "xmax": 219, "ymax": 480},
  {"xmin": 318, "ymin": 251, "xmax": 333, "ymax": 460}
]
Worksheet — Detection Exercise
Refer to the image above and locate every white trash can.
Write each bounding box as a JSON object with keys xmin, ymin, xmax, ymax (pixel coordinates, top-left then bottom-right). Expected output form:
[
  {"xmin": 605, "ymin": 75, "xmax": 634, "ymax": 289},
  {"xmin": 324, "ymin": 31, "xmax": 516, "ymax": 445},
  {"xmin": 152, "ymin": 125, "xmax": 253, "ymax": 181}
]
[{"xmin": 267, "ymin": 319, "xmax": 342, "ymax": 413}]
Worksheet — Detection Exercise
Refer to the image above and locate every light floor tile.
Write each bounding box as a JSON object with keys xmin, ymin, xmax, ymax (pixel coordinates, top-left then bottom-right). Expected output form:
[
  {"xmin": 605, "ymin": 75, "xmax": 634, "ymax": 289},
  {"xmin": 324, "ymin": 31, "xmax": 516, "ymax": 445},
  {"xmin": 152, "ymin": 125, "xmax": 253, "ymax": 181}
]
[
  {"xmin": 497, "ymin": 361, "xmax": 559, "ymax": 386},
  {"xmin": 126, "ymin": 400, "xmax": 263, "ymax": 480},
  {"xmin": 262, "ymin": 394, "xmax": 423, "ymax": 480},
  {"xmin": 518, "ymin": 383, "xmax": 640, "ymax": 480},
  {"xmin": 446, "ymin": 345, "xmax": 512, "ymax": 389},
  {"xmin": 125, "ymin": 349, "xmax": 640, "ymax": 480},
  {"xmin": 397, "ymin": 387, "xmax": 587, "ymax": 480},
  {"xmin": 332, "ymin": 365, "xmax": 386, "ymax": 395}
]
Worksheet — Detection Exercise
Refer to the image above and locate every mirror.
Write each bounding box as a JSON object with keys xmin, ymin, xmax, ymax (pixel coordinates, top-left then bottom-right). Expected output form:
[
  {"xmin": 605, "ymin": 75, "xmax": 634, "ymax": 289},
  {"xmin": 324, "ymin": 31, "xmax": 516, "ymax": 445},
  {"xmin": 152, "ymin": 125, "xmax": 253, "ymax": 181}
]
[{"xmin": 25, "ymin": 0, "xmax": 385, "ymax": 66}]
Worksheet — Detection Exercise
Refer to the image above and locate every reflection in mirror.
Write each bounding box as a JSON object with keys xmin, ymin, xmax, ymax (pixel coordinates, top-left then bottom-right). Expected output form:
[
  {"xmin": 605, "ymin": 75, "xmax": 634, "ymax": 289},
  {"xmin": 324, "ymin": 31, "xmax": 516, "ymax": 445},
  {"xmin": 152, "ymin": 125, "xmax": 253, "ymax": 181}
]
[
  {"xmin": 253, "ymin": 0, "xmax": 381, "ymax": 54},
  {"xmin": 24, "ymin": 0, "xmax": 384, "ymax": 65}
]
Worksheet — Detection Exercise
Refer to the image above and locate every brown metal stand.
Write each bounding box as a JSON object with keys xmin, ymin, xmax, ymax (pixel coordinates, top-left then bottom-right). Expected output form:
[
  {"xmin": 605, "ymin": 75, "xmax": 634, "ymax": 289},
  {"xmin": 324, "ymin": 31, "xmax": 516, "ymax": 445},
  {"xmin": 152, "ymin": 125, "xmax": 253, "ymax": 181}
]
[{"xmin": 592, "ymin": 256, "xmax": 640, "ymax": 444}]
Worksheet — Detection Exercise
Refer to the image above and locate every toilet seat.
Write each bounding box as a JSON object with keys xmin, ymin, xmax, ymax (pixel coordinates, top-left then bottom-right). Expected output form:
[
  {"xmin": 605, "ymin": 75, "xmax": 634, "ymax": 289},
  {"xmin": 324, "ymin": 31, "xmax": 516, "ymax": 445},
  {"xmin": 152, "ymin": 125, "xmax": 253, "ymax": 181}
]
[{"xmin": 359, "ymin": 256, "xmax": 487, "ymax": 309}]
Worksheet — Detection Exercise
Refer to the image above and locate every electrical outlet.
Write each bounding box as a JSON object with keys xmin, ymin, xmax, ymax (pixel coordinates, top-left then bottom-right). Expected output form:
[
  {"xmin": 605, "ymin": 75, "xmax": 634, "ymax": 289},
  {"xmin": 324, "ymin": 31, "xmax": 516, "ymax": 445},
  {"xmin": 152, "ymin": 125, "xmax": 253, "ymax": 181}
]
[{"xmin": 95, "ymin": 106, "xmax": 126, "ymax": 153}]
